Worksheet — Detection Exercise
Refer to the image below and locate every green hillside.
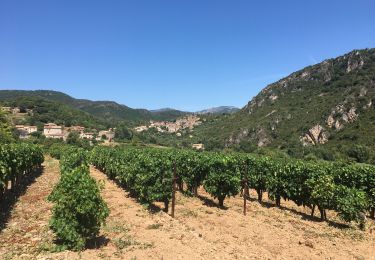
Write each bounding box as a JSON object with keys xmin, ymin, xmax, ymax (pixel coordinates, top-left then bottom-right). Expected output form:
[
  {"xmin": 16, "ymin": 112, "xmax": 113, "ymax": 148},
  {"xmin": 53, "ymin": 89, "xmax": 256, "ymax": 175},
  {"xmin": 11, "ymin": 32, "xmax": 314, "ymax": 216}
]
[
  {"xmin": 0, "ymin": 90, "xmax": 189, "ymax": 125},
  {"xmin": 182, "ymin": 48, "xmax": 375, "ymax": 161},
  {"xmin": 0, "ymin": 96, "xmax": 109, "ymax": 130}
]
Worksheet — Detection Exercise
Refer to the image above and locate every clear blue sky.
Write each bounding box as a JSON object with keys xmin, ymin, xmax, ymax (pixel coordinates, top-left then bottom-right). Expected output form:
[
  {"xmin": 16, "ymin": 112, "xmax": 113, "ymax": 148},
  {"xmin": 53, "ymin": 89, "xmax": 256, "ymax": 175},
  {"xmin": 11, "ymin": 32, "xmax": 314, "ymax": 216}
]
[{"xmin": 1, "ymin": 0, "xmax": 375, "ymax": 111}]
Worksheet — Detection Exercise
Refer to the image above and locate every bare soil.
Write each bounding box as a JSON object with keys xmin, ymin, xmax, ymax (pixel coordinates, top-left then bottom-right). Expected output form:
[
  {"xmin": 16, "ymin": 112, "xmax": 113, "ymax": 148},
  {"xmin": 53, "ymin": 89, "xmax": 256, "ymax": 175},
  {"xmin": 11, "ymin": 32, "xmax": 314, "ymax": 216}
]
[{"xmin": 0, "ymin": 157, "xmax": 374, "ymax": 259}]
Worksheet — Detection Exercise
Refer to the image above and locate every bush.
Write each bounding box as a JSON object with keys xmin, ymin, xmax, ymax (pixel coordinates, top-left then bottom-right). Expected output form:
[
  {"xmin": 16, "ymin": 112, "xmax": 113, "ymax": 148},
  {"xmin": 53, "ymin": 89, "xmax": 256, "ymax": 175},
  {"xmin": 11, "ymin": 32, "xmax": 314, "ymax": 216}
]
[
  {"xmin": 48, "ymin": 149, "xmax": 109, "ymax": 251},
  {"xmin": 347, "ymin": 145, "xmax": 370, "ymax": 163},
  {"xmin": 59, "ymin": 148, "xmax": 88, "ymax": 173},
  {"xmin": 334, "ymin": 186, "xmax": 368, "ymax": 225},
  {"xmin": 203, "ymin": 154, "xmax": 241, "ymax": 207}
]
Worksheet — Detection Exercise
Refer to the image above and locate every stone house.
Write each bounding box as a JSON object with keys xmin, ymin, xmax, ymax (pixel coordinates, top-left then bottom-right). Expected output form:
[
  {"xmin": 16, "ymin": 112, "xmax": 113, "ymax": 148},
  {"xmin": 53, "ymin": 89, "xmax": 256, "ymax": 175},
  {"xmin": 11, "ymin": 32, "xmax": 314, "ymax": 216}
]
[
  {"xmin": 12, "ymin": 107, "xmax": 20, "ymax": 114},
  {"xmin": 15, "ymin": 125, "xmax": 38, "ymax": 139},
  {"xmin": 69, "ymin": 125, "xmax": 85, "ymax": 134},
  {"xmin": 192, "ymin": 143, "xmax": 204, "ymax": 150},
  {"xmin": 97, "ymin": 130, "xmax": 115, "ymax": 141},
  {"xmin": 43, "ymin": 123, "xmax": 64, "ymax": 139},
  {"xmin": 80, "ymin": 132, "xmax": 95, "ymax": 140}
]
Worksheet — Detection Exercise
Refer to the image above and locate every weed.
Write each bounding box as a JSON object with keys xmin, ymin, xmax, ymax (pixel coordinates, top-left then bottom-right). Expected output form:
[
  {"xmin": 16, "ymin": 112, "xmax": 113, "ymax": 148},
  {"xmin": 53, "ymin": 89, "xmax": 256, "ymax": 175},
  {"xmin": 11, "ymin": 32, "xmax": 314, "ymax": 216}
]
[{"xmin": 147, "ymin": 223, "xmax": 163, "ymax": 229}]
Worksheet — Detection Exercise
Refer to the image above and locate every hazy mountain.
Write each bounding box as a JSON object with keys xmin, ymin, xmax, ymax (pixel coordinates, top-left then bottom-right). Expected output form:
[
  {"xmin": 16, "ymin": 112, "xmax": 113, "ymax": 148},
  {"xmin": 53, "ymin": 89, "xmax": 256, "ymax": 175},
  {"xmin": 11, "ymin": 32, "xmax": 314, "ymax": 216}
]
[{"xmin": 196, "ymin": 106, "xmax": 240, "ymax": 115}]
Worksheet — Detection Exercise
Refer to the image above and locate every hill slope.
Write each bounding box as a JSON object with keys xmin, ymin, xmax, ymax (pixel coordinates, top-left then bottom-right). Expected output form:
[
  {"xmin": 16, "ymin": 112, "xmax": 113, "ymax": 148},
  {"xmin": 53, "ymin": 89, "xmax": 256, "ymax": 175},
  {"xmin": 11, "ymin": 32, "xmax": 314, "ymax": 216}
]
[
  {"xmin": 0, "ymin": 96, "xmax": 109, "ymax": 129},
  {"xmin": 0, "ymin": 90, "xmax": 189, "ymax": 124},
  {"xmin": 193, "ymin": 48, "xmax": 375, "ymax": 159}
]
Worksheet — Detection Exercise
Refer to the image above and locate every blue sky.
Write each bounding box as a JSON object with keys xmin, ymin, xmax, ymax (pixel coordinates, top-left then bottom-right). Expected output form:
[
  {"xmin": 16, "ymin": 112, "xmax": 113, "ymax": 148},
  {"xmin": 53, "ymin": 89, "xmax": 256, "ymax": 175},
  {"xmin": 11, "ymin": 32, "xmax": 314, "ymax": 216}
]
[{"xmin": 1, "ymin": 0, "xmax": 375, "ymax": 111}]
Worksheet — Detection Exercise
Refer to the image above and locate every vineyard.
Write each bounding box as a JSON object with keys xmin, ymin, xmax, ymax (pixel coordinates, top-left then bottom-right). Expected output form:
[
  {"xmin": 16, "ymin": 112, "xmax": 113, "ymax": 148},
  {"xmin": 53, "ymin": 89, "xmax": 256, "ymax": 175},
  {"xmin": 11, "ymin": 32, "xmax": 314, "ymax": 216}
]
[
  {"xmin": 0, "ymin": 144, "xmax": 374, "ymax": 258},
  {"xmin": 0, "ymin": 143, "xmax": 44, "ymax": 202},
  {"xmin": 91, "ymin": 146, "xmax": 375, "ymax": 227}
]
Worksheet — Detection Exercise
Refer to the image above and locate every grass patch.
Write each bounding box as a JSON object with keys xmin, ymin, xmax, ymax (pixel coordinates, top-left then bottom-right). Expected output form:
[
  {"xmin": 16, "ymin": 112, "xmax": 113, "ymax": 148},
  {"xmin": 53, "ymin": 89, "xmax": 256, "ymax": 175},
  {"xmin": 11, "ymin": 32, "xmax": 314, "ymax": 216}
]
[{"xmin": 146, "ymin": 223, "xmax": 163, "ymax": 230}]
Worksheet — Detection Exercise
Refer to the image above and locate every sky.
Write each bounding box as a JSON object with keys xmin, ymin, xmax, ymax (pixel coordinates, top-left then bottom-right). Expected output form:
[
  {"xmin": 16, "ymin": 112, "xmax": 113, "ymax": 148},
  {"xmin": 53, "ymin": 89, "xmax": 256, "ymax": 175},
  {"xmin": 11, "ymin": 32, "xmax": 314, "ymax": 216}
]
[{"xmin": 1, "ymin": 0, "xmax": 375, "ymax": 111}]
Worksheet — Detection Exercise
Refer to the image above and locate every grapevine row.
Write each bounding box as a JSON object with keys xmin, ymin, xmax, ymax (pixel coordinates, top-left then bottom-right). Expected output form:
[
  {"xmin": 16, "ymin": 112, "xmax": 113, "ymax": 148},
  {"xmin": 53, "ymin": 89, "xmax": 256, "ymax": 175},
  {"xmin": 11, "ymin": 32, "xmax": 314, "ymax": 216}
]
[
  {"xmin": 0, "ymin": 143, "xmax": 44, "ymax": 201},
  {"xmin": 48, "ymin": 147, "xmax": 109, "ymax": 250},
  {"xmin": 90, "ymin": 146, "xmax": 375, "ymax": 227}
]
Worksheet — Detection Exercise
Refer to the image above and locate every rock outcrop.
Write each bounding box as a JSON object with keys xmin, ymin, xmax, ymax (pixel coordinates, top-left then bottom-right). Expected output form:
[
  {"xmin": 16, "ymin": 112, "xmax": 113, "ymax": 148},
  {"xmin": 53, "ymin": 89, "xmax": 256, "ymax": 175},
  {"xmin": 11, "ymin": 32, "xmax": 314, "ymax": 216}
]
[
  {"xmin": 300, "ymin": 125, "xmax": 328, "ymax": 146},
  {"xmin": 326, "ymin": 105, "xmax": 358, "ymax": 130}
]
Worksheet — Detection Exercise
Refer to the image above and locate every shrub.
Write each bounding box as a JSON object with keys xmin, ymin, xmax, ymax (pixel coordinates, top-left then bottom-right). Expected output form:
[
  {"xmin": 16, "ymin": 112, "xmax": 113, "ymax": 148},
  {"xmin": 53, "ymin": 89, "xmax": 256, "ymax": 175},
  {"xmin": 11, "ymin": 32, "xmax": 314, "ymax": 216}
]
[
  {"xmin": 48, "ymin": 149, "xmax": 109, "ymax": 251},
  {"xmin": 334, "ymin": 186, "xmax": 368, "ymax": 225},
  {"xmin": 203, "ymin": 154, "xmax": 241, "ymax": 207},
  {"xmin": 347, "ymin": 145, "xmax": 370, "ymax": 163}
]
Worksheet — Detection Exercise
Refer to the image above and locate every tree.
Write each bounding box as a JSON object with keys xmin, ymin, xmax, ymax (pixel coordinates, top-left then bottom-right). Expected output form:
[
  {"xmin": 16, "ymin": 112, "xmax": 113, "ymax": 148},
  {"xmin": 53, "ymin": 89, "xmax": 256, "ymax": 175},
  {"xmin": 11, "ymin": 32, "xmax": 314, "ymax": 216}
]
[
  {"xmin": 347, "ymin": 145, "xmax": 370, "ymax": 163},
  {"xmin": 0, "ymin": 110, "xmax": 14, "ymax": 143},
  {"xmin": 66, "ymin": 132, "xmax": 81, "ymax": 146},
  {"xmin": 115, "ymin": 123, "xmax": 133, "ymax": 141}
]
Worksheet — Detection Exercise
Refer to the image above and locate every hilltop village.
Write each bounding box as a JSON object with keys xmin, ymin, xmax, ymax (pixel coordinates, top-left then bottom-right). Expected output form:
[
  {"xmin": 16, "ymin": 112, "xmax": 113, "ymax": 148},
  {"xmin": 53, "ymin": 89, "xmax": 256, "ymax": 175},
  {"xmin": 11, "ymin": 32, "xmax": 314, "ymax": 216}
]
[{"xmin": 134, "ymin": 115, "xmax": 202, "ymax": 134}]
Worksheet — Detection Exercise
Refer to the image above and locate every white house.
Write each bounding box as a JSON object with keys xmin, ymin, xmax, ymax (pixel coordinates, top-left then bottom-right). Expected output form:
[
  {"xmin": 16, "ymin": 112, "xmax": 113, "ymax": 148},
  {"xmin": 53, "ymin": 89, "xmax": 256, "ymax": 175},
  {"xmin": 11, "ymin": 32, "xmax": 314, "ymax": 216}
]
[
  {"xmin": 43, "ymin": 123, "xmax": 64, "ymax": 139},
  {"xmin": 80, "ymin": 132, "xmax": 95, "ymax": 140}
]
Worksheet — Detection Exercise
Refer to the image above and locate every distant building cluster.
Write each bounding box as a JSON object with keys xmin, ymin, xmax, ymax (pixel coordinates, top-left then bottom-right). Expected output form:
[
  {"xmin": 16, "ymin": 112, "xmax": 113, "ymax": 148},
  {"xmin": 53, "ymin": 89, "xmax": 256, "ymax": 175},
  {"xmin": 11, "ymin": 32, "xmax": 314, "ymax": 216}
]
[
  {"xmin": 42, "ymin": 123, "xmax": 115, "ymax": 142},
  {"xmin": 135, "ymin": 115, "xmax": 202, "ymax": 134},
  {"xmin": 1, "ymin": 106, "xmax": 116, "ymax": 141}
]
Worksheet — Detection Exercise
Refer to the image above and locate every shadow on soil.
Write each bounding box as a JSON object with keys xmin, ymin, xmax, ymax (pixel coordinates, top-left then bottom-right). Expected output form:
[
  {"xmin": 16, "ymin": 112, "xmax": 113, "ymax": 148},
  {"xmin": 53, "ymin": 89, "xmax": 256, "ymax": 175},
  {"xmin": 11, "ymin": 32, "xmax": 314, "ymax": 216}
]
[
  {"xmin": 0, "ymin": 166, "xmax": 44, "ymax": 232},
  {"xmin": 86, "ymin": 235, "xmax": 110, "ymax": 249},
  {"xmin": 94, "ymin": 168, "xmax": 167, "ymax": 215},
  {"xmin": 248, "ymin": 196, "xmax": 350, "ymax": 229},
  {"xmin": 197, "ymin": 194, "xmax": 228, "ymax": 210},
  {"xmin": 92, "ymin": 166, "xmax": 355, "ymax": 229}
]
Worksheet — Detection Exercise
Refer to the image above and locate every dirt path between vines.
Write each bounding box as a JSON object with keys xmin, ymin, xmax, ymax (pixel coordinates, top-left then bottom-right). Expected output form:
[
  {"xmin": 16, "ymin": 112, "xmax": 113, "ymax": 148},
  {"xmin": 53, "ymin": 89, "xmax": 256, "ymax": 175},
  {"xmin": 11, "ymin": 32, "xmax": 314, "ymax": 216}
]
[
  {"xmin": 0, "ymin": 156, "xmax": 60, "ymax": 259},
  {"xmin": 48, "ymin": 166, "xmax": 375, "ymax": 260},
  {"xmin": 1, "ymin": 158, "xmax": 374, "ymax": 259}
]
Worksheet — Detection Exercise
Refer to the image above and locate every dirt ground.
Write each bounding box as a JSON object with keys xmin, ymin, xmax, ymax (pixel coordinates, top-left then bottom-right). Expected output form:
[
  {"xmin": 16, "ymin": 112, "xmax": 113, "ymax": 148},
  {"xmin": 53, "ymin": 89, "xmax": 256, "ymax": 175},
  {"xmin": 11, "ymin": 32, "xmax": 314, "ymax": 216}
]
[{"xmin": 0, "ymin": 157, "xmax": 374, "ymax": 259}]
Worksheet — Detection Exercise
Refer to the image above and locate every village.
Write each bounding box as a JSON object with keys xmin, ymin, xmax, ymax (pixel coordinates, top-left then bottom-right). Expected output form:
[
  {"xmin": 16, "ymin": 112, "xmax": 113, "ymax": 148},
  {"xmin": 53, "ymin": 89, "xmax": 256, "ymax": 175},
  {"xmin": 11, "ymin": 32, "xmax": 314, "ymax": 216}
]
[
  {"xmin": 134, "ymin": 115, "xmax": 204, "ymax": 149},
  {"xmin": 134, "ymin": 115, "xmax": 202, "ymax": 134},
  {"xmin": 16, "ymin": 123, "xmax": 115, "ymax": 141},
  {"xmin": 1, "ymin": 106, "xmax": 115, "ymax": 141},
  {"xmin": 1, "ymin": 106, "xmax": 205, "ymax": 149}
]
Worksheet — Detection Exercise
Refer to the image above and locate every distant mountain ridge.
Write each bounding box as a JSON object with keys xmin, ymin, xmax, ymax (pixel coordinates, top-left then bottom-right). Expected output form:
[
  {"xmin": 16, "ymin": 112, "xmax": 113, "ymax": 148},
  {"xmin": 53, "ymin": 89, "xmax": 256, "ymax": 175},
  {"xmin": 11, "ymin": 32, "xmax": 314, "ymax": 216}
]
[
  {"xmin": 0, "ymin": 90, "xmax": 241, "ymax": 123},
  {"xmin": 196, "ymin": 106, "xmax": 240, "ymax": 115}
]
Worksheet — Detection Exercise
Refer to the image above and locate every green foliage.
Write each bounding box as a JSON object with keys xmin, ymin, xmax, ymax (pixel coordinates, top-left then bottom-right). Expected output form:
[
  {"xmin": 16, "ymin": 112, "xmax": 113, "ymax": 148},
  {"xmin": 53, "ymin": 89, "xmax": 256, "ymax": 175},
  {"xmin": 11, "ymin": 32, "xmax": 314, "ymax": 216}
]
[
  {"xmin": 59, "ymin": 148, "xmax": 88, "ymax": 173},
  {"xmin": 0, "ymin": 110, "xmax": 14, "ymax": 144},
  {"xmin": 90, "ymin": 146, "xmax": 375, "ymax": 225},
  {"xmin": 66, "ymin": 132, "xmax": 81, "ymax": 145},
  {"xmin": 174, "ymin": 150, "xmax": 209, "ymax": 195},
  {"xmin": 115, "ymin": 123, "xmax": 133, "ymax": 141},
  {"xmin": 91, "ymin": 147, "xmax": 173, "ymax": 209},
  {"xmin": 203, "ymin": 154, "xmax": 241, "ymax": 206},
  {"xmin": 347, "ymin": 145, "xmax": 371, "ymax": 163},
  {"xmin": 48, "ymin": 148, "xmax": 109, "ymax": 251},
  {"xmin": 66, "ymin": 132, "xmax": 92, "ymax": 149},
  {"xmin": 0, "ymin": 96, "xmax": 109, "ymax": 129},
  {"xmin": 0, "ymin": 90, "xmax": 189, "ymax": 125},
  {"xmin": 0, "ymin": 143, "xmax": 44, "ymax": 195},
  {"xmin": 334, "ymin": 186, "xmax": 368, "ymax": 223}
]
